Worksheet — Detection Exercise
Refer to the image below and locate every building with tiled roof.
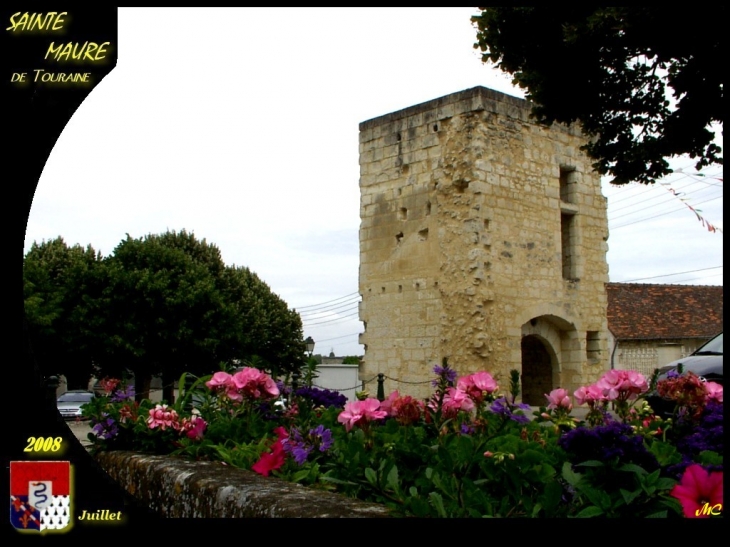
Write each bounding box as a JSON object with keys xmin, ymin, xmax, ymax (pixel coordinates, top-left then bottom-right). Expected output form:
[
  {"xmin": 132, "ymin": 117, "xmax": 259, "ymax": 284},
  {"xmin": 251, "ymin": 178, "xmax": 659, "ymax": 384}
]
[{"xmin": 606, "ymin": 283, "xmax": 723, "ymax": 376}]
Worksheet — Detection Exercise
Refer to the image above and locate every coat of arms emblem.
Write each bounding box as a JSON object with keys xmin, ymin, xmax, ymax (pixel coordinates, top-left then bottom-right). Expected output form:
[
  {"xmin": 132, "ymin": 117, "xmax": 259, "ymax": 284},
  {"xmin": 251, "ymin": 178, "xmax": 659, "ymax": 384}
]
[{"xmin": 10, "ymin": 461, "xmax": 71, "ymax": 532}]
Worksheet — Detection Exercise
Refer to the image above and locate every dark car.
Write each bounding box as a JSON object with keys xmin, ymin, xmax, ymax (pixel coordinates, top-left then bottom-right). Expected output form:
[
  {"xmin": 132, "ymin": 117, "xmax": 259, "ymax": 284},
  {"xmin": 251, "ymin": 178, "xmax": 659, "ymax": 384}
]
[
  {"xmin": 645, "ymin": 332, "xmax": 723, "ymax": 416},
  {"xmin": 57, "ymin": 390, "xmax": 96, "ymax": 420}
]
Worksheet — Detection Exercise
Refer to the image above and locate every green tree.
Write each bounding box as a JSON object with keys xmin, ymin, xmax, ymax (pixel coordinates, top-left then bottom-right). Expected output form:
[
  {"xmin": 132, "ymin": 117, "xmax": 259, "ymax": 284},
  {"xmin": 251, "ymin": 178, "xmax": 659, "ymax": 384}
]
[
  {"xmin": 100, "ymin": 230, "xmax": 233, "ymax": 402},
  {"xmin": 23, "ymin": 237, "xmax": 105, "ymax": 389},
  {"xmin": 25, "ymin": 230, "xmax": 306, "ymax": 403},
  {"xmin": 472, "ymin": 7, "xmax": 723, "ymax": 185},
  {"xmin": 221, "ymin": 265, "xmax": 305, "ymax": 379}
]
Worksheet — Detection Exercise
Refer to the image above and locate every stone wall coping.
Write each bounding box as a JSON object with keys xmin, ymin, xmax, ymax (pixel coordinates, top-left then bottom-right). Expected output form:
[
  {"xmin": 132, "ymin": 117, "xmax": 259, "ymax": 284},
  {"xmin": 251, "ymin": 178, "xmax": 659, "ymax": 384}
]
[
  {"xmin": 359, "ymin": 85, "xmax": 529, "ymax": 130},
  {"xmin": 95, "ymin": 450, "xmax": 393, "ymax": 518}
]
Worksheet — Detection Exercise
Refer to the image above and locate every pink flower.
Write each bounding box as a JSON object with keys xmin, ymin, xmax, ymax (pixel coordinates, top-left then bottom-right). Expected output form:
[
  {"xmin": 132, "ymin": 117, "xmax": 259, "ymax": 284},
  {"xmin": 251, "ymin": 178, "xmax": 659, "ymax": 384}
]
[
  {"xmin": 147, "ymin": 404, "xmax": 181, "ymax": 431},
  {"xmin": 251, "ymin": 440, "xmax": 286, "ymax": 476},
  {"xmin": 457, "ymin": 372, "xmax": 498, "ymax": 404},
  {"xmin": 206, "ymin": 368, "xmax": 279, "ymax": 402},
  {"xmin": 595, "ymin": 370, "xmax": 648, "ymax": 400},
  {"xmin": 380, "ymin": 391, "xmax": 424, "ymax": 425},
  {"xmin": 337, "ymin": 398, "xmax": 387, "ymax": 432},
  {"xmin": 441, "ymin": 387, "xmax": 476, "ymax": 415},
  {"xmin": 206, "ymin": 371, "xmax": 234, "ymax": 390},
  {"xmin": 704, "ymin": 382, "xmax": 723, "ymax": 403},
  {"xmin": 545, "ymin": 388, "xmax": 572, "ymax": 411},
  {"xmin": 670, "ymin": 464, "xmax": 723, "ymax": 518},
  {"xmin": 380, "ymin": 390, "xmax": 400, "ymax": 417},
  {"xmin": 232, "ymin": 367, "xmax": 280, "ymax": 400},
  {"xmin": 574, "ymin": 384, "xmax": 607, "ymax": 406},
  {"xmin": 99, "ymin": 377, "xmax": 121, "ymax": 395},
  {"xmin": 181, "ymin": 415, "xmax": 207, "ymax": 440}
]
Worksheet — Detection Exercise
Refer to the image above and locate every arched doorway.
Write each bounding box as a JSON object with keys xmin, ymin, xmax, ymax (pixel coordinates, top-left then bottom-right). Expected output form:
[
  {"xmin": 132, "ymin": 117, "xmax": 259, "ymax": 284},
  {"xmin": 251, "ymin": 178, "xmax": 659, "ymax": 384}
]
[{"xmin": 521, "ymin": 335, "xmax": 553, "ymax": 406}]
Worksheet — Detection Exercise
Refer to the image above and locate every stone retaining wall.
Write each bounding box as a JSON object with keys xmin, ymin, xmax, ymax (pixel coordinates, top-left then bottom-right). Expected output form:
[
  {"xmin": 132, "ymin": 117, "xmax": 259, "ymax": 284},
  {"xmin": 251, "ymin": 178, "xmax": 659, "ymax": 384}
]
[{"xmin": 95, "ymin": 451, "xmax": 392, "ymax": 518}]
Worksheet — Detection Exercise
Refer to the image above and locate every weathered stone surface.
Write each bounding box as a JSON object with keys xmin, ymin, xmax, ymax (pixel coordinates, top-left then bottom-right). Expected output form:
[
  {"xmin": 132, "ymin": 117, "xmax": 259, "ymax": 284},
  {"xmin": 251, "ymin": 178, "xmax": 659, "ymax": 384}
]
[
  {"xmin": 359, "ymin": 86, "xmax": 610, "ymax": 401},
  {"xmin": 95, "ymin": 451, "xmax": 392, "ymax": 518}
]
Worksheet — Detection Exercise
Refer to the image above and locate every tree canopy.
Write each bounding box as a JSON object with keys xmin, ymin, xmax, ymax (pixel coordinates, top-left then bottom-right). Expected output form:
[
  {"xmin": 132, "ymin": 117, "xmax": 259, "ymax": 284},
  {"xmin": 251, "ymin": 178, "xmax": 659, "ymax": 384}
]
[
  {"xmin": 24, "ymin": 230, "xmax": 306, "ymax": 401},
  {"xmin": 472, "ymin": 7, "xmax": 723, "ymax": 185},
  {"xmin": 24, "ymin": 237, "xmax": 106, "ymax": 389}
]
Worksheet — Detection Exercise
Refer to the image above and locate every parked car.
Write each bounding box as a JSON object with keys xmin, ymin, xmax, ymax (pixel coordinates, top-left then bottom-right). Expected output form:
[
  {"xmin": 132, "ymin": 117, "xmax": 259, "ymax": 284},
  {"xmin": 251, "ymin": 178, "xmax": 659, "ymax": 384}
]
[
  {"xmin": 645, "ymin": 331, "xmax": 723, "ymax": 416},
  {"xmin": 57, "ymin": 390, "xmax": 96, "ymax": 420}
]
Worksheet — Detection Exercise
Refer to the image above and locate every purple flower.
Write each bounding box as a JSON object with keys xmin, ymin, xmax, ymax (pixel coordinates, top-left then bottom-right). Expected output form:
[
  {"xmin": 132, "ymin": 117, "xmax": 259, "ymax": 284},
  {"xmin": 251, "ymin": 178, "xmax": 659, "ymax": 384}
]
[
  {"xmin": 282, "ymin": 425, "xmax": 333, "ymax": 466},
  {"xmin": 311, "ymin": 424, "xmax": 333, "ymax": 452},
  {"xmin": 489, "ymin": 397, "xmax": 531, "ymax": 423},
  {"xmin": 291, "ymin": 446, "xmax": 312, "ymax": 465},
  {"xmin": 432, "ymin": 364, "xmax": 458, "ymax": 387},
  {"xmin": 294, "ymin": 386, "xmax": 347, "ymax": 409},
  {"xmin": 460, "ymin": 423, "xmax": 475, "ymax": 435},
  {"xmin": 558, "ymin": 421, "xmax": 659, "ymax": 471},
  {"xmin": 92, "ymin": 414, "xmax": 118, "ymax": 440},
  {"xmin": 110, "ymin": 384, "xmax": 135, "ymax": 403}
]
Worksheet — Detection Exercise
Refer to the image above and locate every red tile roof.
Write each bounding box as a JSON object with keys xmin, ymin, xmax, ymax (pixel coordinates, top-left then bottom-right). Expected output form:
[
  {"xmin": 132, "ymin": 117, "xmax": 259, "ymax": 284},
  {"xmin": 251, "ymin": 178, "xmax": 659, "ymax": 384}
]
[{"xmin": 606, "ymin": 283, "xmax": 723, "ymax": 340}]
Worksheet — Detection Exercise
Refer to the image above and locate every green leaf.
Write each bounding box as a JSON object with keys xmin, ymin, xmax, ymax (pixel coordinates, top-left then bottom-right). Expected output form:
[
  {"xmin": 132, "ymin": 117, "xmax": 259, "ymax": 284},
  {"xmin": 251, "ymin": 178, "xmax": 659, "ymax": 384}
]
[
  {"xmin": 648, "ymin": 440, "xmax": 681, "ymax": 467},
  {"xmin": 576, "ymin": 505, "xmax": 604, "ymax": 518},
  {"xmin": 561, "ymin": 461, "xmax": 582, "ymax": 486},
  {"xmin": 428, "ymin": 492, "xmax": 447, "ymax": 518},
  {"xmin": 385, "ymin": 465, "xmax": 400, "ymax": 494},
  {"xmin": 656, "ymin": 478, "xmax": 678, "ymax": 491},
  {"xmin": 619, "ymin": 463, "xmax": 649, "ymax": 475},
  {"xmin": 582, "ymin": 486, "xmax": 611, "ymax": 510},
  {"xmin": 576, "ymin": 460, "xmax": 605, "ymax": 468},
  {"xmin": 319, "ymin": 476, "xmax": 358, "ymax": 487},
  {"xmin": 646, "ymin": 510, "xmax": 668, "ymax": 518},
  {"xmin": 364, "ymin": 467, "xmax": 378, "ymax": 487},
  {"xmin": 697, "ymin": 450, "xmax": 723, "ymax": 466},
  {"xmin": 620, "ymin": 488, "xmax": 641, "ymax": 505},
  {"xmin": 292, "ymin": 469, "xmax": 312, "ymax": 483}
]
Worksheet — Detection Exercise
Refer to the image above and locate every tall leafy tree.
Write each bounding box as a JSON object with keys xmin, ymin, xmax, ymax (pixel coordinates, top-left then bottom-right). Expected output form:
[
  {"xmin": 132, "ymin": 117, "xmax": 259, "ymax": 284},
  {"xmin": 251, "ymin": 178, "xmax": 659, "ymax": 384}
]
[
  {"xmin": 221, "ymin": 265, "xmax": 305, "ymax": 379},
  {"xmin": 100, "ymin": 230, "xmax": 232, "ymax": 402},
  {"xmin": 25, "ymin": 230, "xmax": 306, "ymax": 403},
  {"xmin": 472, "ymin": 7, "xmax": 723, "ymax": 185},
  {"xmin": 23, "ymin": 237, "xmax": 105, "ymax": 389}
]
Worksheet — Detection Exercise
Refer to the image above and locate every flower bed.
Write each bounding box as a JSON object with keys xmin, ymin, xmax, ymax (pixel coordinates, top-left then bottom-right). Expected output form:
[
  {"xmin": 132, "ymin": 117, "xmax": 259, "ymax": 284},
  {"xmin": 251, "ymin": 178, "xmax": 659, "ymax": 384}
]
[{"xmin": 83, "ymin": 362, "xmax": 723, "ymax": 518}]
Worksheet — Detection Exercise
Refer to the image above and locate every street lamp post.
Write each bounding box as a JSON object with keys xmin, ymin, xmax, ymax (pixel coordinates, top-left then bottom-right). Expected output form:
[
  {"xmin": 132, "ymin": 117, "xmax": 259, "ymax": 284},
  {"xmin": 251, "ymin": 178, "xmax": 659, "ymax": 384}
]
[
  {"xmin": 305, "ymin": 336, "xmax": 315, "ymax": 358},
  {"xmin": 294, "ymin": 337, "xmax": 315, "ymax": 392}
]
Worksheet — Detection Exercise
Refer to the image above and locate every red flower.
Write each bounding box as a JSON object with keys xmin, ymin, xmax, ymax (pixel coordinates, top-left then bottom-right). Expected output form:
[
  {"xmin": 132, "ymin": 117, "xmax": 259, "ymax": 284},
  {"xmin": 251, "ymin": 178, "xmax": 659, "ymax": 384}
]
[
  {"xmin": 670, "ymin": 464, "xmax": 723, "ymax": 518},
  {"xmin": 251, "ymin": 440, "xmax": 285, "ymax": 477}
]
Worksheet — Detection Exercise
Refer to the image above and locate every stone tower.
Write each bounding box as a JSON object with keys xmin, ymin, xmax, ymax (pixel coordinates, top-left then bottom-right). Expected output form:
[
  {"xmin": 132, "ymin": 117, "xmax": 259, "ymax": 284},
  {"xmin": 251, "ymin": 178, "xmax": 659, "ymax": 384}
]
[{"xmin": 358, "ymin": 86, "xmax": 610, "ymax": 403}]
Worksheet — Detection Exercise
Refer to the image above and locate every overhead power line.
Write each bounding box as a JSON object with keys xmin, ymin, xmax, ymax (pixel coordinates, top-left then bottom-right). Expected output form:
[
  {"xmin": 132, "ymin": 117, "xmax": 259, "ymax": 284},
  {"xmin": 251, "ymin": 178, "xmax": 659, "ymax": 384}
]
[
  {"xmin": 293, "ymin": 292, "xmax": 360, "ymax": 311},
  {"xmin": 617, "ymin": 265, "xmax": 723, "ymax": 283},
  {"xmin": 298, "ymin": 297, "xmax": 361, "ymax": 317},
  {"xmin": 302, "ymin": 311, "xmax": 362, "ymax": 327}
]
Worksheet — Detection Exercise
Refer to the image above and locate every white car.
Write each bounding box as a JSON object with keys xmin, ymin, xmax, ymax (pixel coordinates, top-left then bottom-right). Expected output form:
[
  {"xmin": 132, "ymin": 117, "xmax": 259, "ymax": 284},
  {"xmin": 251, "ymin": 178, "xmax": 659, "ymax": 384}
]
[{"xmin": 57, "ymin": 390, "xmax": 96, "ymax": 420}]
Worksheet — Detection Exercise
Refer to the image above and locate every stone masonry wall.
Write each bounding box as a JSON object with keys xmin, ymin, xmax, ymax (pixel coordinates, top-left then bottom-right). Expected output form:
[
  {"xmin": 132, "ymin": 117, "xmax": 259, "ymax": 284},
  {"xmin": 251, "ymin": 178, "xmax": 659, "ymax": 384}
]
[
  {"xmin": 358, "ymin": 87, "xmax": 609, "ymax": 400},
  {"xmin": 95, "ymin": 451, "xmax": 392, "ymax": 518}
]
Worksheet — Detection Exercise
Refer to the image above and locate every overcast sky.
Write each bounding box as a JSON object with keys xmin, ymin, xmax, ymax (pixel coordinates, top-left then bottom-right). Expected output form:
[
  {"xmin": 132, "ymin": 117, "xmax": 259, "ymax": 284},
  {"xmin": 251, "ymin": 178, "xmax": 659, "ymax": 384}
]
[{"xmin": 24, "ymin": 8, "xmax": 724, "ymax": 358}]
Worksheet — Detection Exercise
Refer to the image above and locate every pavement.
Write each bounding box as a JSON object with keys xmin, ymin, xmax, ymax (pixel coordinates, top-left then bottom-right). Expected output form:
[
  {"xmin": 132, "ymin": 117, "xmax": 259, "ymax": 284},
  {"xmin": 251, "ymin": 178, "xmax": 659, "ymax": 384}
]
[{"xmin": 65, "ymin": 419, "xmax": 93, "ymax": 449}]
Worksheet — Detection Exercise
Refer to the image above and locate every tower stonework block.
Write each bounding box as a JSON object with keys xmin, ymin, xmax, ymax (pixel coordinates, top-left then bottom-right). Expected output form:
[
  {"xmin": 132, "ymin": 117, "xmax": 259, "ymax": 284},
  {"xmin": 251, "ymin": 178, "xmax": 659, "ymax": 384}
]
[{"xmin": 358, "ymin": 87, "xmax": 610, "ymax": 402}]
